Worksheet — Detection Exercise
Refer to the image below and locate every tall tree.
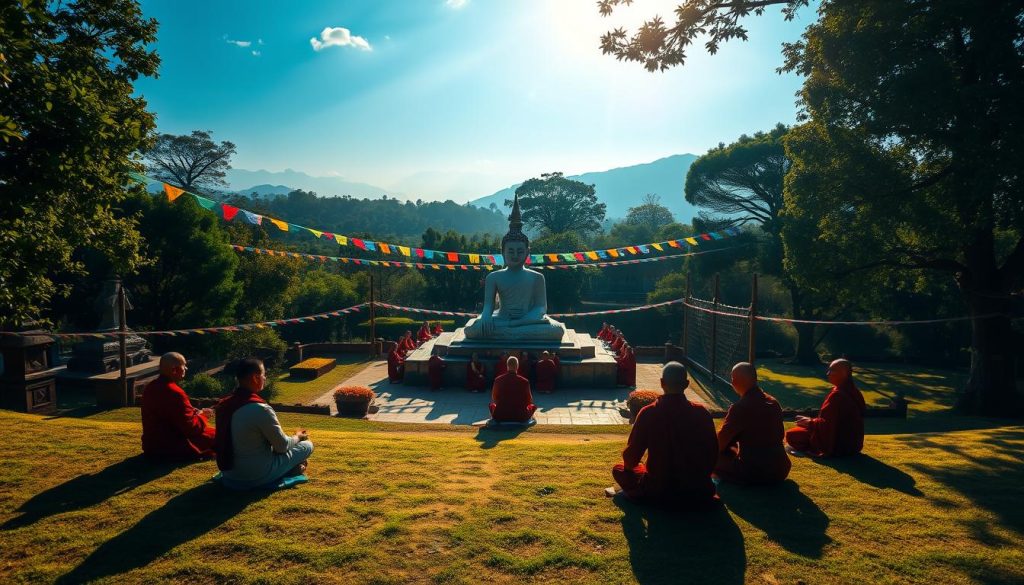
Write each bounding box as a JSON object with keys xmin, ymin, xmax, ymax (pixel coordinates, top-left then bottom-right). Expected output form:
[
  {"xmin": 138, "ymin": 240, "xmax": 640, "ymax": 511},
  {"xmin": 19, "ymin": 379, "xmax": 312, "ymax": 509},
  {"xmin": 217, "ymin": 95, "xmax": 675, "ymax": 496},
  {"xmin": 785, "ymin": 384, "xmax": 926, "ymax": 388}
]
[
  {"xmin": 0, "ymin": 0, "xmax": 158, "ymax": 326},
  {"xmin": 625, "ymin": 194, "xmax": 675, "ymax": 233},
  {"xmin": 601, "ymin": 0, "xmax": 1024, "ymax": 414},
  {"xmin": 685, "ymin": 124, "xmax": 822, "ymax": 363},
  {"xmin": 510, "ymin": 172, "xmax": 606, "ymax": 235},
  {"xmin": 145, "ymin": 130, "xmax": 236, "ymax": 192}
]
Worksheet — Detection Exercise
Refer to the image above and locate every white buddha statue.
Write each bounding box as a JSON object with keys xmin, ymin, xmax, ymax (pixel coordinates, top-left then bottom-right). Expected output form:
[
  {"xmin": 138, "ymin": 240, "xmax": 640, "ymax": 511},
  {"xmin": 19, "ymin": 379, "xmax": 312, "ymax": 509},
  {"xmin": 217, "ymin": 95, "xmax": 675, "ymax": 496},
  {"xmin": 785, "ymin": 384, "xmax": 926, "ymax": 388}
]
[{"xmin": 463, "ymin": 194, "xmax": 567, "ymax": 341}]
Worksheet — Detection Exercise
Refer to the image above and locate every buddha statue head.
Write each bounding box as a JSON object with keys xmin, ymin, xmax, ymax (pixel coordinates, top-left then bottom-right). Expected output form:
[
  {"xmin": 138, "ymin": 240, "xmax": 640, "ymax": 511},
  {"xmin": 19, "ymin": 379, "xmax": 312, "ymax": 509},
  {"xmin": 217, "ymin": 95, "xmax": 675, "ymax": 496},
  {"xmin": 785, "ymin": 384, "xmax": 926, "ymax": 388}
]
[{"xmin": 502, "ymin": 193, "xmax": 530, "ymax": 269}]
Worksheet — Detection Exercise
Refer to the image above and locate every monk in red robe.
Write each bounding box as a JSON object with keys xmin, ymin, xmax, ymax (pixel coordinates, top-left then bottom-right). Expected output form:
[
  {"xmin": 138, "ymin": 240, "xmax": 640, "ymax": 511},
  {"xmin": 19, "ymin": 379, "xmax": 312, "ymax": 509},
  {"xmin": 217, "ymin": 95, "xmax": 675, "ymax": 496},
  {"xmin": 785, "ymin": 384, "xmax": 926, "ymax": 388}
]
[
  {"xmin": 785, "ymin": 359, "xmax": 866, "ymax": 457},
  {"xmin": 610, "ymin": 361, "xmax": 718, "ymax": 505},
  {"xmin": 715, "ymin": 363, "xmax": 791, "ymax": 485},
  {"xmin": 494, "ymin": 352, "xmax": 509, "ymax": 379},
  {"xmin": 519, "ymin": 351, "xmax": 535, "ymax": 383},
  {"xmin": 428, "ymin": 354, "xmax": 446, "ymax": 390},
  {"xmin": 536, "ymin": 351, "xmax": 558, "ymax": 394},
  {"xmin": 387, "ymin": 346, "xmax": 405, "ymax": 383},
  {"xmin": 616, "ymin": 345, "xmax": 637, "ymax": 387},
  {"xmin": 417, "ymin": 321, "xmax": 432, "ymax": 344},
  {"xmin": 466, "ymin": 352, "xmax": 486, "ymax": 392},
  {"xmin": 611, "ymin": 332, "xmax": 625, "ymax": 352},
  {"xmin": 490, "ymin": 356, "xmax": 536, "ymax": 422},
  {"xmin": 141, "ymin": 352, "xmax": 216, "ymax": 461},
  {"xmin": 432, "ymin": 322, "xmax": 443, "ymax": 336},
  {"xmin": 598, "ymin": 322, "xmax": 610, "ymax": 341},
  {"xmin": 402, "ymin": 331, "xmax": 417, "ymax": 353}
]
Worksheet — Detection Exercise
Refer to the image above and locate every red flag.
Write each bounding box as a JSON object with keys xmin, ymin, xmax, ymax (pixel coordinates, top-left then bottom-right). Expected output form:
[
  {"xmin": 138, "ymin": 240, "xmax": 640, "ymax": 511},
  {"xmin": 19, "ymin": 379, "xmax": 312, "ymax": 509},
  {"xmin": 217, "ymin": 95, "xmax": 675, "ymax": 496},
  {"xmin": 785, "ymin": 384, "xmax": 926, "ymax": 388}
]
[
  {"xmin": 700, "ymin": 233, "xmax": 712, "ymax": 241},
  {"xmin": 447, "ymin": 252, "xmax": 458, "ymax": 262},
  {"xmin": 222, "ymin": 204, "xmax": 239, "ymax": 221},
  {"xmin": 573, "ymin": 252, "xmax": 585, "ymax": 262},
  {"xmin": 353, "ymin": 238, "xmax": 367, "ymax": 250},
  {"xmin": 416, "ymin": 248, "xmax": 425, "ymax": 258}
]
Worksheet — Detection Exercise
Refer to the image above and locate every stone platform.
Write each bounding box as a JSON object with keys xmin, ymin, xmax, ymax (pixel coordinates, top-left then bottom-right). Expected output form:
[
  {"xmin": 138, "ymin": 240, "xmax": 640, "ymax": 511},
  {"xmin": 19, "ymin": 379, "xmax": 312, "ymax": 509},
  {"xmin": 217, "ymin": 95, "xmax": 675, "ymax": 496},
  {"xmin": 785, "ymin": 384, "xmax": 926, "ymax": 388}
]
[{"xmin": 403, "ymin": 328, "xmax": 618, "ymax": 388}]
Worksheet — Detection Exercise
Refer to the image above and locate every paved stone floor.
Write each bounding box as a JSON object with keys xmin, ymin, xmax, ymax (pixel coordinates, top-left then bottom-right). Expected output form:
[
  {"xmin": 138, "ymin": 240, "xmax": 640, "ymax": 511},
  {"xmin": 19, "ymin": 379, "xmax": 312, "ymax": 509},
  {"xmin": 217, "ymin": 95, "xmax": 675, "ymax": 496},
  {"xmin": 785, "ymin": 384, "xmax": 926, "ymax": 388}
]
[{"xmin": 313, "ymin": 360, "xmax": 719, "ymax": 425}]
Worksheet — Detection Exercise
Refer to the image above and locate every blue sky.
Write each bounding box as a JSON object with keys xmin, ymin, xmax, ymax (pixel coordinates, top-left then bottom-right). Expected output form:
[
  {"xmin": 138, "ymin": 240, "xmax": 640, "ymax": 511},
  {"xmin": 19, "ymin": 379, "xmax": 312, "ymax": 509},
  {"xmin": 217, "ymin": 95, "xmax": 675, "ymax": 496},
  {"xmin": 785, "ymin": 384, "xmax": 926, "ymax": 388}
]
[{"xmin": 137, "ymin": 0, "xmax": 812, "ymax": 201}]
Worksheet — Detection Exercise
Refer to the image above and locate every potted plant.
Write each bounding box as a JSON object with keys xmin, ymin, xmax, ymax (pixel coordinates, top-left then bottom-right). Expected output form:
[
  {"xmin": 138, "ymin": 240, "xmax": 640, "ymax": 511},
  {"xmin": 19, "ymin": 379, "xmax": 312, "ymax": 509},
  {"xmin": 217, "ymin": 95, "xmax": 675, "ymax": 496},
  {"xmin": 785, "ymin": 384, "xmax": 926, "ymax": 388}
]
[
  {"xmin": 334, "ymin": 385, "xmax": 376, "ymax": 418},
  {"xmin": 625, "ymin": 389, "xmax": 661, "ymax": 423}
]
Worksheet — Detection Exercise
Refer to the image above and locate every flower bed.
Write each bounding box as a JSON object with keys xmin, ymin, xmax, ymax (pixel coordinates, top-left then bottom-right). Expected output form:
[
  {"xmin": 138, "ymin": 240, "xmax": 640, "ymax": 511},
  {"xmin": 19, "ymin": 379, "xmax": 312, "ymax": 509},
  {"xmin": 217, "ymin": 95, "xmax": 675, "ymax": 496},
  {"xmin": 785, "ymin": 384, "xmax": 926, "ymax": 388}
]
[
  {"xmin": 289, "ymin": 357, "xmax": 336, "ymax": 380},
  {"xmin": 625, "ymin": 389, "xmax": 661, "ymax": 422},
  {"xmin": 333, "ymin": 385, "xmax": 376, "ymax": 418}
]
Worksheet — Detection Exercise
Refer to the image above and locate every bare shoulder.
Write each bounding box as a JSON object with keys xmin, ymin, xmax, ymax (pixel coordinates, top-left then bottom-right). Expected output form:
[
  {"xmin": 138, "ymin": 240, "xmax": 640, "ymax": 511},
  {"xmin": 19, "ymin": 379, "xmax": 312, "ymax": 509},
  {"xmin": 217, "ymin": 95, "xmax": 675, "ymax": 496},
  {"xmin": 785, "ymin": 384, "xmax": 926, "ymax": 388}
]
[{"xmin": 524, "ymin": 268, "xmax": 545, "ymax": 280}]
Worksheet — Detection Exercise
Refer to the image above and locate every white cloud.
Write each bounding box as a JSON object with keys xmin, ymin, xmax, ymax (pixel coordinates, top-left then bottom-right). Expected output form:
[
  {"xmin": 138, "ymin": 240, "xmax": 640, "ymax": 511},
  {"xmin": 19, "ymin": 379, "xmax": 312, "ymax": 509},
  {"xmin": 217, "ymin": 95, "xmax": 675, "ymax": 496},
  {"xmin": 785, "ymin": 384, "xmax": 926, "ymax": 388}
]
[
  {"xmin": 257, "ymin": 38, "xmax": 264, "ymax": 45},
  {"xmin": 310, "ymin": 27, "xmax": 372, "ymax": 52},
  {"xmin": 445, "ymin": 0, "xmax": 468, "ymax": 8},
  {"xmin": 225, "ymin": 38, "xmax": 251, "ymax": 48},
  {"xmin": 252, "ymin": 50, "xmax": 261, "ymax": 57}
]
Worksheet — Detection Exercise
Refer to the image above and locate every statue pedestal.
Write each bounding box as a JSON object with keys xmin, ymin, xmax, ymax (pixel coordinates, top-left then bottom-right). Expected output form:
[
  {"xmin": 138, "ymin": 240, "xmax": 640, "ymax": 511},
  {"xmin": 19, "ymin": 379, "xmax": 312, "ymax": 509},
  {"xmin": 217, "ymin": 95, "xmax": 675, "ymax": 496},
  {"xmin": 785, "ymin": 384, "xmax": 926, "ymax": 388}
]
[{"xmin": 402, "ymin": 328, "xmax": 619, "ymax": 388}]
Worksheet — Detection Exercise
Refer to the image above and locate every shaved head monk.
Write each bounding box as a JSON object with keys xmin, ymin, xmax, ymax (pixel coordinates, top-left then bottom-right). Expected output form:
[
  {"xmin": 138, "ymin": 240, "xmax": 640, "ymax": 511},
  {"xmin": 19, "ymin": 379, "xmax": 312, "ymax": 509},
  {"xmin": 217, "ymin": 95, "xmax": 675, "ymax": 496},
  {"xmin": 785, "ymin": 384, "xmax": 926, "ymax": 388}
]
[
  {"xmin": 141, "ymin": 352, "xmax": 216, "ymax": 461},
  {"xmin": 714, "ymin": 363, "xmax": 791, "ymax": 485},
  {"xmin": 489, "ymin": 356, "xmax": 536, "ymax": 423},
  {"xmin": 785, "ymin": 359, "xmax": 866, "ymax": 457},
  {"xmin": 610, "ymin": 362, "xmax": 718, "ymax": 505}
]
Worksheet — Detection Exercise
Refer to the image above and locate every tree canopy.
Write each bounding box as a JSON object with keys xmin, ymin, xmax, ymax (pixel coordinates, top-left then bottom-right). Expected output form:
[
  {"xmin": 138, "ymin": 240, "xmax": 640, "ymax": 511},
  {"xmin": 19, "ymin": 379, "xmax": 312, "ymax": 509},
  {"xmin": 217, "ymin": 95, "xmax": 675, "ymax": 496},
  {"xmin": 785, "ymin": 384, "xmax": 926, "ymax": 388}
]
[
  {"xmin": 145, "ymin": 130, "xmax": 237, "ymax": 192},
  {"xmin": 510, "ymin": 172, "xmax": 606, "ymax": 235},
  {"xmin": 625, "ymin": 194, "xmax": 675, "ymax": 233},
  {"xmin": 0, "ymin": 0, "xmax": 158, "ymax": 326}
]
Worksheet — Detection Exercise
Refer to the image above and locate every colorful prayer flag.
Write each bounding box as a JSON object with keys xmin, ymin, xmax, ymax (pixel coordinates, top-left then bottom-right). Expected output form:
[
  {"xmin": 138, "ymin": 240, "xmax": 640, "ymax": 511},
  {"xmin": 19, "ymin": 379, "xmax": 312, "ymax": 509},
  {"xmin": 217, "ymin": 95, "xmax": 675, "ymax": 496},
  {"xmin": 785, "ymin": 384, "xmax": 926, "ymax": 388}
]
[
  {"xmin": 353, "ymin": 238, "xmax": 366, "ymax": 250},
  {"xmin": 469, "ymin": 254, "xmax": 479, "ymax": 264},
  {"xmin": 447, "ymin": 252, "xmax": 458, "ymax": 262},
  {"xmin": 399, "ymin": 246, "xmax": 411, "ymax": 256},
  {"xmin": 685, "ymin": 237, "xmax": 698, "ymax": 246},
  {"xmin": 586, "ymin": 251, "xmax": 599, "ymax": 260},
  {"xmin": 222, "ymin": 204, "xmax": 240, "ymax": 221},
  {"xmin": 379, "ymin": 243, "xmax": 391, "ymax": 254},
  {"xmin": 163, "ymin": 183, "xmax": 185, "ymax": 202},
  {"xmin": 268, "ymin": 218, "xmax": 288, "ymax": 231}
]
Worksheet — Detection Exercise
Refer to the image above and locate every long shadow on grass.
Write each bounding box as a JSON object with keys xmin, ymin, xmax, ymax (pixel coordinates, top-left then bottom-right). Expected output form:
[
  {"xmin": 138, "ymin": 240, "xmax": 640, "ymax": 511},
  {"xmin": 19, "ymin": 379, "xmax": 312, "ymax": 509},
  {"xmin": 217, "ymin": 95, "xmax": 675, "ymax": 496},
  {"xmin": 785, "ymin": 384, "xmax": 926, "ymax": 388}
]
[
  {"xmin": 719, "ymin": 479, "xmax": 831, "ymax": 558},
  {"xmin": 615, "ymin": 498, "xmax": 745, "ymax": 584},
  {"xmin": 475, "ymin": 426, "xmax": 530, "ymax": 449},
  {"xmin": 55, "ymin": 481, "xmax": 268, "ymax": 584},
  {"xmin": 1, "ymin": 455, "xmax": 184, "ymax": 530},
  {"xmin": 812, "ymin": 454, "xmax": 923, "ymax": 496}
]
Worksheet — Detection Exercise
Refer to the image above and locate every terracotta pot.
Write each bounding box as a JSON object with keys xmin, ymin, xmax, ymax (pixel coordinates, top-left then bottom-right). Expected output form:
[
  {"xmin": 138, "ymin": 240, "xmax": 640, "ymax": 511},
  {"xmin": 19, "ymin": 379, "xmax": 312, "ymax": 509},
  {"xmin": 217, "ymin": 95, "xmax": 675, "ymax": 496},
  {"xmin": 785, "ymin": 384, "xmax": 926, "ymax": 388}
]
[{"xmin": 335, "ymin": 397, "xmax": 372, "ymax": 417}]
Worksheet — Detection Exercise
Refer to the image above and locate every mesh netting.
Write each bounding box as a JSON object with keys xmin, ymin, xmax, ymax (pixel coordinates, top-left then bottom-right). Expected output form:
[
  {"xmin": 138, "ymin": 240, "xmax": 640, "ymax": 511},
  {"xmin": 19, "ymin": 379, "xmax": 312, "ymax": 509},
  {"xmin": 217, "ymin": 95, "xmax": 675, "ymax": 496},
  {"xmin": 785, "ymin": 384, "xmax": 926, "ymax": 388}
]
[{"xmin": 684, "ymin": 298, "xmax": 750, "ymax": 383}]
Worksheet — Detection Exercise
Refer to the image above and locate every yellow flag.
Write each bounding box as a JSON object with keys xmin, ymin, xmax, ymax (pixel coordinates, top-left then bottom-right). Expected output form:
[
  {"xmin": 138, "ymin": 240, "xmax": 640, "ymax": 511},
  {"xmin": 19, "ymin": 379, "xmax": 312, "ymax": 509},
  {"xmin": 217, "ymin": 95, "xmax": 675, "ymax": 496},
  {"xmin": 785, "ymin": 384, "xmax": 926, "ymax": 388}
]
[
  {"xmin": 399, "ymin": 246, "xmax": 411, "ymax": 256},
  {"xmin": 307, "ymin": 228, "xmax": 323, "ymax": 239},
  {"xmin": 269, "ymin": 218, "xmax": 289, "ymax": 231},
  {"xmin": 337, "ymin": 235, "xmax": 348, "ymax": 246},
  {"xmin": 652, "ymin": 243, "xmax": 663, "ymax": 251},
  {"xmin": 469, "ymin": 254, "xmax": 479, "ymax": 264},
  {"xmin": 609, "ymin": 249, "xmax": 620, "ymax": 258},
  {"xmin": 163, "ymin": 183, "xmax": 185, "ymax": 202},
  {"xmin": 586, "ymin": 251, "xmax": 599, "ymax": 260},
  {"xmin": 685, "ymin": 237, "xmax": 698, "ymax": 246}
]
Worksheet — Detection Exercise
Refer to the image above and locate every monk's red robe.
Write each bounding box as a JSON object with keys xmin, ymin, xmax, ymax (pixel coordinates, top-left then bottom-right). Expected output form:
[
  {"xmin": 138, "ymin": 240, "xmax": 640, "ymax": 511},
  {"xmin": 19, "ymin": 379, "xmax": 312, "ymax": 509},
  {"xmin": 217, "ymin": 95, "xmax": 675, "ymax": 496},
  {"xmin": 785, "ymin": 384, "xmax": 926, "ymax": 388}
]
[
  {"xmin": 494, "ymin": 357, "xmax": 508, "ymax": 379},
  {"xmin": 432, "ymin": 324, "xmax": 443, "ymax": 336},
  {"xmin": 141, "ymin": 376, "xmax": 216, "ymax": 461},
  {"xmin": 612, "ymin": 394, "xmax": 718, "ymax": 504},
  {"xmin": 715, "ymin": 387, "xmax": 791, "ymax": 484},
  {"xmin": 785, "ymin": 380, "xmax": 866, "ymax": 457},
  {"xmin": 536, "ymin": 358, "xmax": 557, "ymax": 393},
  {"xmin": 597, "ymin": 325, "xmax": 610, "ymax": 340},
  {"xmin": 466, "ymin": 361, "xmax": 486, "ymax": 392},
  {"xmin": 402, "ymin": 336, "xmax": 416, "ymax": 352},
  {"xmin": 611, "ymin": 335, "xmax": 624, "ymax": 351},
  {"xmin": 489, "ymin": 372, "xmax": 536, "ymax": 422},
  {"xmin": 387, "ymin": 349, "xmax": 405, "ymax": 383},
  {"xmin": 616, "ymin": 351, "xmax": 636, "ymax": 386},
  {"xmin": 428, "ymin": 355, "xmax": 446, "ymax": 389},
  {"xmin": 519, "ymin": 354, "xmax": 535, "ymax": 382},
  {"xmin": 417, "ymin": 325, "xmax": 432, "ymax": 343}
]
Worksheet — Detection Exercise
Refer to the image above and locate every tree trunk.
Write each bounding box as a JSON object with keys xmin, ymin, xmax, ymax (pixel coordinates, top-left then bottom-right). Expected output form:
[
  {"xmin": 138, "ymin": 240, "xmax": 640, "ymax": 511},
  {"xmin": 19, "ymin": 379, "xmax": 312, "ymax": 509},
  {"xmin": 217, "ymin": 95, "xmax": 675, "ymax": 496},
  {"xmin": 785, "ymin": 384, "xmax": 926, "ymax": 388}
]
[
  {"xmin": 956, "ymin": 292, "xmax": 1020, "ymax": 416},
  {"xmin": 789, "ymin": 286, "xmax": 822, "ymax": 365}
]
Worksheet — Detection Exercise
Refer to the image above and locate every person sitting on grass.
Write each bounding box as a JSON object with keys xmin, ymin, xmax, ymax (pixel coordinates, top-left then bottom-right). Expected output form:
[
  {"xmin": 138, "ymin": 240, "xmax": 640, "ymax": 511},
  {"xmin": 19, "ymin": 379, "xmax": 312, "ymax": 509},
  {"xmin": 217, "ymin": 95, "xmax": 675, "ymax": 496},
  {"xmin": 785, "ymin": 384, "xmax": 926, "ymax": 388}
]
[
  {"xmin": 489, "ymin": 356, "xmax": 536, "ymax": 423},
  {"xmin": 714, "ymin": 362, "xmax": 791, "ymax": 485},
  {"xmin": 609, "ymin": 361, "xmax": 718, "ymax": 506},
  {"xmin": 466, "ymin": 352, "xmax": 486, "ymax": 393},
  {"xmin": 141, "ymin": 352, "xmax": 216, "ymax": 462},
  {"xmin": 387, "ymin": 343, "xmax": 405, "ymax": 383},
  {"xmin": 536, "ymin": 351, "xmax": 558, "ymax": 394},
  {"xmin": 215, "ymin": 358, "xmax": 313, "ymax": 490},
  {"xmin": 785, "ymin": 359, "xmax": 866, "ymax": 457}
]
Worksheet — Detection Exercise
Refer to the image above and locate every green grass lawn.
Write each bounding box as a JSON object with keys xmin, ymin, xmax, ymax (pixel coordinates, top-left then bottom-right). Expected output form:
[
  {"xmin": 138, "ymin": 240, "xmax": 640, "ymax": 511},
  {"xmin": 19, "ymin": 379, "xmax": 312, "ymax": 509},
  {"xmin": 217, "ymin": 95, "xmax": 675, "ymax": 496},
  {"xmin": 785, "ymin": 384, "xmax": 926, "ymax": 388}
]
[
  {"xmin": 1, "ymin": 409, "xmax": 1022, "ymax": 584},
  {"xmin": 271, "ymin": 354, "xmax": 373, "ymax": 405}
]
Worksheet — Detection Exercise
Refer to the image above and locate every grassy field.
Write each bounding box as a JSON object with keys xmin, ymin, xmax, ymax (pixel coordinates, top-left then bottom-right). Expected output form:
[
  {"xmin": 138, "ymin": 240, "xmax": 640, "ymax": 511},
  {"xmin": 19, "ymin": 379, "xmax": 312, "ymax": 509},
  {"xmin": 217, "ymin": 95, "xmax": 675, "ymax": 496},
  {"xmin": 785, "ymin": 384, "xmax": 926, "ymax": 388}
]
[
  {"xmin": 1, "ymin": 409, "xmax": 1022, "ymax": 584},
  {"xmin": 271, "ymin": 354, "xmax": 373, "ymax": 405}
]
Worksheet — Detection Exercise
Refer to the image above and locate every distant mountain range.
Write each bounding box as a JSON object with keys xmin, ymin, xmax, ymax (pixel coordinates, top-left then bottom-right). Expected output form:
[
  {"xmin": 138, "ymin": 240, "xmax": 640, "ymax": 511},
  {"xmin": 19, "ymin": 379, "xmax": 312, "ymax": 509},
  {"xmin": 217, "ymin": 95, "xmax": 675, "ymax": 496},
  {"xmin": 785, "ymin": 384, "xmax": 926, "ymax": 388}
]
[
  {"xmin": 192, "ymin": 154, "xmax": 701, "ymax": 222},
  {"xmin": 468, "ymin": 154, "xmax": 699, "ymax": 222}
]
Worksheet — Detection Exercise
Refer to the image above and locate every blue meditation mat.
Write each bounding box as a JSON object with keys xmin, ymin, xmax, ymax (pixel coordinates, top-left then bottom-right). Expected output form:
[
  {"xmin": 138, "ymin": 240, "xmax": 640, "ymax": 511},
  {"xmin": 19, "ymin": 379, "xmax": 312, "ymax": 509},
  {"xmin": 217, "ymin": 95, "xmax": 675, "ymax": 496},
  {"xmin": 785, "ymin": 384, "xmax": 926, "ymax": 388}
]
[
  {"xmin": 485, "ymin": 418, "xmax": 537, "ymax": 428},
  {"xmin": 211, "ymin": 471, "xmax": 309, "ymax": 491}
]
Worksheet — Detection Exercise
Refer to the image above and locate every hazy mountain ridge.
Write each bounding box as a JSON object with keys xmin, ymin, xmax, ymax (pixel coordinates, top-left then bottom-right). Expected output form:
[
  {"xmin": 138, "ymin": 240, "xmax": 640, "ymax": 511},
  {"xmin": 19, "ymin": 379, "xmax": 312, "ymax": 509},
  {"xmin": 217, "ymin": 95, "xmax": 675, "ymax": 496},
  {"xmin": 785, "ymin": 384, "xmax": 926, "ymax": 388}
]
[{"xmin": 468, "ymin": 154, "xmax": 700, "ymax": 222}]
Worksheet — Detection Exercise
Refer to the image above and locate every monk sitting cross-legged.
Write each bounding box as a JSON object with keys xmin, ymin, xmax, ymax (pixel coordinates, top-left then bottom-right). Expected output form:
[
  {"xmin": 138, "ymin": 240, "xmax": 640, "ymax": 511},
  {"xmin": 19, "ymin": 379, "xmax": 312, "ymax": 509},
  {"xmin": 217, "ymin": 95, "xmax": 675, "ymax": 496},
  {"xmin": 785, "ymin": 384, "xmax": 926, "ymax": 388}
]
[
  {"xmin": 417, "ymin": 321, "xmax": 432, "ymax": 344},
  {"xmin": 610, "ymin": 361, "xmax": 718, "ymax": 505},
  {"xmin": 536, "ymin": 351, "xmax": 558, "ymax": 394},
  {"xmin": 387, "ymin": 345, "xmax": 405, "ymax": 383},
  {"xmin": 785, "ymin": 359, "xmax": 866, "ymax": 457},
  {"xmin": 141, "ymin": 352, "xmax": 216, "ymax": 461},
  {"xmin": 401, "ymin": 331, "xmax": 417, "ymax": 353},
  {"xmin": 432, "ymin": 322, "xmax": 443, "ymax": 336},
  {"xmin": 489, "ymin": 356, "xmax": 537, "ymax": 423},
  {"xmin": 428, "ymin": 354, "xmax": 447, "ymax": 391},
  {"xmin": 714, "ymin": 362, "xmax": 791, "ymax": 485},
  {"xmin": 466, "ymin": 352, "xmax": 487, "ymax": 393},
  {"xmin": 597, "ymin": 322, "xmax": 610, "ymax": 341}
]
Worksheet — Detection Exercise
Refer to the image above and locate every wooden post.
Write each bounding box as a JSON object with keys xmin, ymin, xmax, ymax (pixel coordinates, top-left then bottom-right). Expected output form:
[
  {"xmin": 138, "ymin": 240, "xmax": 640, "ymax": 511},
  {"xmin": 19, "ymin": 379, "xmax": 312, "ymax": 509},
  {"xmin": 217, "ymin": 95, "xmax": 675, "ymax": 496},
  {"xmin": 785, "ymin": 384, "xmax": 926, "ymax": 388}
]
[
  {"xmin": 369, "ymin": 274, "xmax": 376, "ymax": 356},
  {"xmin": 710, "ymin": 273, "xmax": 720, "ymax": 386},
  {"xmin": 682, "ymin": 273, "xmax": 691, "ymax": 358},
  {"xmin": 117, "ymin": 280, "xmax": 129, "ymax": 405},
  {"xmin": 749, "ymin": 273, "xmax": 758, "ymax": 365}
]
